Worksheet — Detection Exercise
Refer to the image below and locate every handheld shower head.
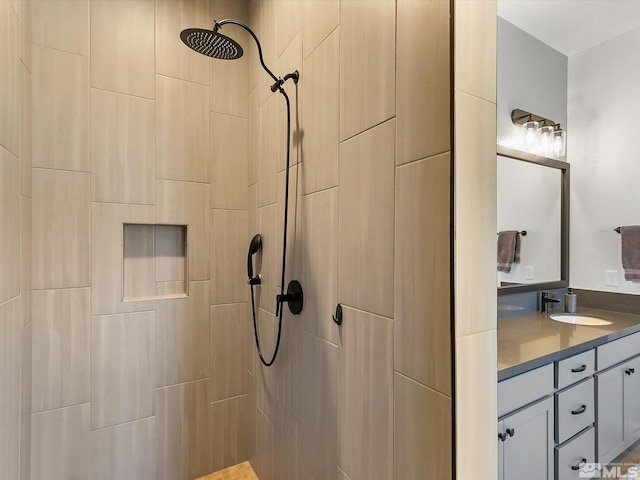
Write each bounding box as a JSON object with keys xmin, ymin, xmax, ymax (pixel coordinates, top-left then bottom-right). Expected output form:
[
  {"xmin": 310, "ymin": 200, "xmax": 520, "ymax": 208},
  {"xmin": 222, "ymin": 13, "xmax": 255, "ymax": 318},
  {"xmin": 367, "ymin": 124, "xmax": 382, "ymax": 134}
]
[{"xmin": 180, "ymin": 27, "xmax": 243, "ymax": 59}]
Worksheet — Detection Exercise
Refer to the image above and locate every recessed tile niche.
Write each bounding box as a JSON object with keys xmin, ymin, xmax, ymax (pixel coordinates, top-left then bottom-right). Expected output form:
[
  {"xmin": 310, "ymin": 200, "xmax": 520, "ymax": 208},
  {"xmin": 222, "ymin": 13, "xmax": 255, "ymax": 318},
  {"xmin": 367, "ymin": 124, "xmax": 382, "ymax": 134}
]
[{"xmin": 123, "ymin": 224, "xmax": 188, "ymax": 301}]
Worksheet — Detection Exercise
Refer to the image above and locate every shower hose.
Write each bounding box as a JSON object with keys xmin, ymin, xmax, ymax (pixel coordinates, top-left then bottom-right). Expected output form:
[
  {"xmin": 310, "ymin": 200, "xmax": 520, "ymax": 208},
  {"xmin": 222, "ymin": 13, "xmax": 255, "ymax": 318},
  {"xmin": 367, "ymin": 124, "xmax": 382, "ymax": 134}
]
[{"xmin": 249, "ymin": 86, "xmax": 295, "ymax": 367}]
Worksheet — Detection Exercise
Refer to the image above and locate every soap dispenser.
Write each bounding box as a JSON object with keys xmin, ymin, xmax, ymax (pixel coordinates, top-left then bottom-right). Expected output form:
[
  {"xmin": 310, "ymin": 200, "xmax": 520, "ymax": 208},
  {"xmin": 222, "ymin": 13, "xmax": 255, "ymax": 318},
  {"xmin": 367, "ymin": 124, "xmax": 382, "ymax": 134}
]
[{"xmin": 565, "ymin": 288, "xmax": 577, "ymax": 313}]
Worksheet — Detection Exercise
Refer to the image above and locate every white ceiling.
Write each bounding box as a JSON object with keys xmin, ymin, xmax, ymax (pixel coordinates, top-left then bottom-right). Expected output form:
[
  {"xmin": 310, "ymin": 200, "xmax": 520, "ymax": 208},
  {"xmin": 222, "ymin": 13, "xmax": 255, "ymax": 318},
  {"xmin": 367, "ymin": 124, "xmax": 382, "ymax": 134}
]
[{"xmin": 498, "ymin": 0, "xmax": 640, "ymax": 57}]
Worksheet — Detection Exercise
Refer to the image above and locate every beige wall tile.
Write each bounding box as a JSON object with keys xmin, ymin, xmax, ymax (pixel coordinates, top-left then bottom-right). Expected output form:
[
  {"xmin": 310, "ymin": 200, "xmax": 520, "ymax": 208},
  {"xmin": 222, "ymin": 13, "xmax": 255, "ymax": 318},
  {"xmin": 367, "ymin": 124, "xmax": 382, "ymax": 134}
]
[
  {"xmin": 91, "ymin": 89, "xmax": 155, "ymax": 204},
  {"xmin": 339, "ymin": 307, "xmax": 393, "ymax": 479},
  {"xmin": 156, "ymin": 75, "xmax": 210, "ymax": 183},
  {"xmin": 210, "ymin": 113, "xmax": 249, "ymax": 209},
  {"xmin": 156, "ymin": 0, "xmax": 210, "ymax": 85},
  {"xmin": 32, "ymin": 169, "xmax": 90, "ymax": 289},
  {"xmin": 258, "ymin": 93, "xmax": 278, "ymax": 207},
  {"xmin": 338, "ymin": 467, "xmax": 352, "ymax": 480},
  {"xmin": 302, "ymin": 0, "xmax": 339, "ymax": 59},
  {"xmin": 32, "ymin": 46, "xmax": 89, "ymax": 171},
  {"xmin": 338, "ymin": 120, "xmax": 395, "ymax": 318},
  {"xmin": 211, "ymin": 209, "xmax": 249, "ymax": 305},
  {"xmin": 339, "ymin": 0, "xmax": 395, "ymax": 141},
  {"xmin": 122, "ymin": 223, "xmax": 156, "ymax": 300},
  {"xmin": 0, "ymin": 148, "xmax": 20, "ymax": 303},
  {"xmin": 301, "ymin": 188, "xmax": 339, "ymax": 345},
  {"xmin": 209, "ymin": 0, "xmax": 249, "ymax": 116},
  {"xmin": 91, "ymin": 418, "xmax": 156, "ymax": 480},
  {"xmin": 455, "ymin": 92, "xmax": 497, "ymax": 336},
  {"xmin": 20, "ymin": 64, "xmax": 31, "ymax": 197},
  {"xmin": 254, "ymin": 409, "xmax": 275, "ymax": 480},
  {"xmin": 156, "ymin": 281, "xmax": 210, "ymax": 387},
  {"xmin": 211, "ymin": 395, "xmax": 248, "ymax": 472},
  {"xmin": 275, "ymin": 32, "xmax": 302, "ymax": 173},
  {"xmin": 395, "ymin": 154, "xmax": 451, "ymax": 395},
  {"xmin": 32, "ymin": 288, "xmax": 90, "ymax": 412},
  {"xmin": 0, "ymin": 298, "xmax": 21, "ymax": 480},
  {"xmin": 274, "ymin": 0, "xmax": 302, "ymax": 59},
  {"xmin": 397, "ymin": 0, "xmax": 450, "ymax": 166},
  {"xmin": 210, "ymin": 303, "xmax": 248, "ymax": 400},
  {"xmin": 19, "ymin": 0, "xmax": 31, "ymax": 70},
  {"xmin": 252, "ymin": 0, "xmax": 278, "ymax": 107},
  {"xmin": 31, "ymin": 403, "xmax": 91, "ymax": 480},
  {"xmin": 456, "ymin": 331, "xmax": 498, "ymax": 480},
  {"xmin": 31, "ymin": 0, "xmax": 89, "ymax": 56},
  {"xmin": 91, "ymin": 202, "xmax": 156, "ymax": 315},
  {"xmin": 301, "ymin": 28, "xmax": 339, "ymax": 194},
  {"xmin": 20, "ymin": 323, "xmax": 32, "ymax": 480},
  {"xmin": 247, "ymin": 372, "xmax": 256, "ymax": 461},
  {"xmin": 157, "ymin": 179, "xmax": 210, "ymax": 281},
  {"xmin": 300, "ymin": 332, "xmax": 338, "ymax": 480},
  {"xmin": 248, "ymin": 88, "xmax": 258, "ymax": 186},
  {"xmin": 394, "ymin": 373, "xmax": 452, "ymax": 480},
  {"xmin": 254, "ymin": 309, "xmax": 280, "ymax": 420},
  {"xmin": 91, "ymin": 0, "xmax": 155, "ymax": 99},
  {"xmin": 156, "ymin": 379, "xmax": 212, "ymax": 480},
  {"xmin": 91, "ymin": 311, "xmax": 155, "ymax": 429},
  {"xmin": 455, "ymin": 0, "xmax": 497, "ymax": 102},
  {"xmin": 275, "ymin": 411, "xmax": 301, "ymax": 479},
  {"xmin": 0, "ymin": 2, "xmax": 20, "ymax": 156},
  {"xmin": 20, "ymin": 196, "xmax": 31, "ymax": 327}
]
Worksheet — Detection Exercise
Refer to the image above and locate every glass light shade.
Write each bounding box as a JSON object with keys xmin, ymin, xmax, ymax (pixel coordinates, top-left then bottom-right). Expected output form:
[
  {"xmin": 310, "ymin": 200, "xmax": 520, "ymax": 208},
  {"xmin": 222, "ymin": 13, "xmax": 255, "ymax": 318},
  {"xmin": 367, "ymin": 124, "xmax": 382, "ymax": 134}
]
[
  {"xmin": 552, "ymin": 129, "xmax": 567, "ymax": 158},
  {"xmin": 523, "ymin": 121, "xmax": 540, "ymax": 152},
  {"xmin": 538, "ymin": 125, "xmax": 555, "ymax": 157}
]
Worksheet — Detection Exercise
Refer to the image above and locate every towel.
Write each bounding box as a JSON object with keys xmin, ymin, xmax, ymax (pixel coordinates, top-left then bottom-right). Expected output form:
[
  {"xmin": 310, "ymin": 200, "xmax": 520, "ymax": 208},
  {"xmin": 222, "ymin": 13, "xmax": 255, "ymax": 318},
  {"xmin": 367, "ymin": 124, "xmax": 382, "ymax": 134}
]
[
  {"xmin": 621, "ymin": 226, "xmax": 640, "ymax": 280},
  {"xmin": 497, "ymin": 231, "xmax": 520, "ymax": 273}
]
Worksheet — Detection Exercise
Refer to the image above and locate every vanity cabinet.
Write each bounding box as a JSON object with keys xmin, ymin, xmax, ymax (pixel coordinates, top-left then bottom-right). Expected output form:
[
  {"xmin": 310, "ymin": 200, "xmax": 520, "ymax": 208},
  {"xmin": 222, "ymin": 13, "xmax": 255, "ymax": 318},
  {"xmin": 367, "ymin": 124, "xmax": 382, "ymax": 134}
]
[
  {"xmin": 596, "ymin": 354, "xmax": 640, "ymax": 465},
  {"xmin": 498, "ymin": 397, "xmax": 554, "ymax": 480},
  {"xmin": 499, "ymin": 352, "xmax": 596, "ymax": 480}
]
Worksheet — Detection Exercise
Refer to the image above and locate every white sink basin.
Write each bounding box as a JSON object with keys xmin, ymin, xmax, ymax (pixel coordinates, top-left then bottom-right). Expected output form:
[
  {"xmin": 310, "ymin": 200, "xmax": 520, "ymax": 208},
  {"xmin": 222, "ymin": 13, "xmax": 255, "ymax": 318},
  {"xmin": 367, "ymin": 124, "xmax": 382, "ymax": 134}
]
[{"xmin": 550, "ymin": 314, "xmax": 612, "ymax": 326}]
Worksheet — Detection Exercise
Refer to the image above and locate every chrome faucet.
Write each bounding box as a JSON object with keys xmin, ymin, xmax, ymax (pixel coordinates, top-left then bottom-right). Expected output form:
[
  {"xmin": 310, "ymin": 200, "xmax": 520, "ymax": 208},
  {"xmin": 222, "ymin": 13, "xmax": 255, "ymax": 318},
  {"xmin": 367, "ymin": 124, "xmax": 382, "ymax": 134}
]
[{"xmin": 541, "ymin": 292, "xmax": 560, "ymax": 314}]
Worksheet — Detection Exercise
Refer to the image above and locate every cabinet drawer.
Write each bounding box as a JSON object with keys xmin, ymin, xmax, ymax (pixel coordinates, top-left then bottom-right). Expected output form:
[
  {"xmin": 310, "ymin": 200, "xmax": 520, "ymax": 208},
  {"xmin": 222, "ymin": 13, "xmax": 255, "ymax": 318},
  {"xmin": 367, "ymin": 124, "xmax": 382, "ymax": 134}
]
[
  {"xmin": 555, "ymin": 426, "xmax": 597, "ymax": 480},
  {"xmin": 556, "ymin": 350, "xmax": 595, "ymax": 390},
  {"xmin": 597, "ymin": 332, "xmax": 640, "ymax": 371},
  {"xmin": 499, "ymin": 364, "xmax": 554, "ymax": 417},
  {"xmin": 556, "ymin": 377, "xmax": 595, "ymax": 444}
]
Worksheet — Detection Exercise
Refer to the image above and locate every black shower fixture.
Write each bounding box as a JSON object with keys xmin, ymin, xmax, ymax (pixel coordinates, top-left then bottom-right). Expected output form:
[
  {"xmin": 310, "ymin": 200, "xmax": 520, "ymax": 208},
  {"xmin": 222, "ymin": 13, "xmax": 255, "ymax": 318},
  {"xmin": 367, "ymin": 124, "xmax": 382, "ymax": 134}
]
[{"xmin": 181, "ymin": 19, "xmax": 302, "ymax": 367}]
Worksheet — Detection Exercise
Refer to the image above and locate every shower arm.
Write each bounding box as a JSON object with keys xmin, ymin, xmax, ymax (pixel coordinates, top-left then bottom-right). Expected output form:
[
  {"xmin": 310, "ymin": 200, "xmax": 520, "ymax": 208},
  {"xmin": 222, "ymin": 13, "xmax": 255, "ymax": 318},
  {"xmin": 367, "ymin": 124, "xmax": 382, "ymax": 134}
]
[{"xmin": 214, "ymin": 19, "xmax": 299, "ymax": 92}]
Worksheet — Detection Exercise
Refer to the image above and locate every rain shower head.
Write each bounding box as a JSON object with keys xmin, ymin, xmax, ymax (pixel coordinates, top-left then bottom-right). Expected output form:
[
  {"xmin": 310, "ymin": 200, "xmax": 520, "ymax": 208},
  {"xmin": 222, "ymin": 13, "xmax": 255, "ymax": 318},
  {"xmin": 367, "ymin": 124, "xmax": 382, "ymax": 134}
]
[{"xmin": 179, "ymin": 27, "xmax": 243, "ymax": 60}]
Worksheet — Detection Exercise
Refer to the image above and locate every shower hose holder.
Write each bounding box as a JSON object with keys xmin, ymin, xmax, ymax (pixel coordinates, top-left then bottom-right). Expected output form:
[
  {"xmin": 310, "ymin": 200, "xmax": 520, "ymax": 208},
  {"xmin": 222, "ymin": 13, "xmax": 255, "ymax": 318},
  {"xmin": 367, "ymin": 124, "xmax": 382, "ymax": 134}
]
[{"xmin": 276, "ymin": 280, "xmax": 304, "ymax": 315}]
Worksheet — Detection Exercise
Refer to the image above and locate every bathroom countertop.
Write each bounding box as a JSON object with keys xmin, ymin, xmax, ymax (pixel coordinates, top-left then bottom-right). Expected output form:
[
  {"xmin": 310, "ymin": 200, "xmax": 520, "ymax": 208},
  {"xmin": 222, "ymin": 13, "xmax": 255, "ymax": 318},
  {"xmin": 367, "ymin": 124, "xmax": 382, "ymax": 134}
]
[{"xmin": 498, "ymin": 307, "xmax": 640, "ymax": 381}]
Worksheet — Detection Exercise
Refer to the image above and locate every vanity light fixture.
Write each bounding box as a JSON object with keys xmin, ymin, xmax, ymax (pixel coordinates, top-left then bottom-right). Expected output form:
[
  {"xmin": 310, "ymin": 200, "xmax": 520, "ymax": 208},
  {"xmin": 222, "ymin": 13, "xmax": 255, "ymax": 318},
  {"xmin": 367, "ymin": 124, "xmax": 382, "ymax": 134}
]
[{"xmin": 510, "ymin": 108, "xmax": 567, "ymax": 158}]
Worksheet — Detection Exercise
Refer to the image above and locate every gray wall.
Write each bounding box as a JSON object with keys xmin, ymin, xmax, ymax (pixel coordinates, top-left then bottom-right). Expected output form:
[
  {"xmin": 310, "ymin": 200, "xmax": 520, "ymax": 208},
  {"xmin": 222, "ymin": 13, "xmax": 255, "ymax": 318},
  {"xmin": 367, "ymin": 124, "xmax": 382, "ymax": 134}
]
[{"xmin": 497, "ymin": 17, "xmax": 567, "ymax": 147}]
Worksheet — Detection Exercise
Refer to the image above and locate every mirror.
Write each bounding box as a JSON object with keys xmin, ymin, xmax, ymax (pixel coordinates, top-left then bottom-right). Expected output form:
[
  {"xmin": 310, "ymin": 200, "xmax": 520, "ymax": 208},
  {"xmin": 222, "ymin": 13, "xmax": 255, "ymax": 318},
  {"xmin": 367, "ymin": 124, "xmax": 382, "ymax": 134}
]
[
  {"xmin": 497, "ymin": 146, "xmax": 569, "ymax": 294},
  {"xmin": 497, "ymin": 2, "xmax": 640, "ymax": 295}
]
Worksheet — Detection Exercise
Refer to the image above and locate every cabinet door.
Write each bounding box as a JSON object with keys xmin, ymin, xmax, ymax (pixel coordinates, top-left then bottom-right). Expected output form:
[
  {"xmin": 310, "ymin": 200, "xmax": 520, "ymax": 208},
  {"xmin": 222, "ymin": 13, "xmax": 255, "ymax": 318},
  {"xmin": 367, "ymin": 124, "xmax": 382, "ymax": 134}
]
[
  {"xmin": 597, "ymin": 365, "xmax": 625, "ymax": 465},
  {"xmin": 502, "ymin": 397, "xmax": 554, "ymax": 480},
  {"xmin": 624, "ymin": 356, "xmax": 640, "ymax": 445}
]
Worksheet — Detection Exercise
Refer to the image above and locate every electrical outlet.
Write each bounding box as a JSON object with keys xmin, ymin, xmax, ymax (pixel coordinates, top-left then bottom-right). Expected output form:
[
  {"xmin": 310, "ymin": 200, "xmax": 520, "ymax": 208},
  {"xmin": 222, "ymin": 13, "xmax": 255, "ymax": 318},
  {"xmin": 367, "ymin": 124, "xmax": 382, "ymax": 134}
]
[
  {"xmin": 605, "ymin": 270, "xmax": 619, "ymax": 287},
  {"xmin": 524, "ymin": 266, "xmax": 535, "ymax": 280}
]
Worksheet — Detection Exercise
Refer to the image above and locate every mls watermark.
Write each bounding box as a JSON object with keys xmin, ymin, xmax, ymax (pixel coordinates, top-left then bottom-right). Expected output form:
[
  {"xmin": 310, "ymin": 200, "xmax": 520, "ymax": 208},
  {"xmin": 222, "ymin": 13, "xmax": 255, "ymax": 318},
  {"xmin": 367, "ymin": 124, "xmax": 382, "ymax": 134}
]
[{"xmin": 579, "ymin": 463, "xmax": 640, "ymax": 478}]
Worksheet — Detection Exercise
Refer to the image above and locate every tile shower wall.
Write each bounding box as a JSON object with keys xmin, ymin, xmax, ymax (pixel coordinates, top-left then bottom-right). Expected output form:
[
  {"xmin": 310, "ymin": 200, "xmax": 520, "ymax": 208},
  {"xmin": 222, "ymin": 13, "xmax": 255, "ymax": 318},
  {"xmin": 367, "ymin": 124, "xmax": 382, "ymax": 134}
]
[
  {"xmin": 246, "ymin": 1, "xmax": 453, "ymax": 479},
  {"xmin": 26, "ymin": 0, "xmax": 250, "ymax": 478},
  {"xmin": 0, "ymin": 0, "xmax": 32, "ymax": 479}
]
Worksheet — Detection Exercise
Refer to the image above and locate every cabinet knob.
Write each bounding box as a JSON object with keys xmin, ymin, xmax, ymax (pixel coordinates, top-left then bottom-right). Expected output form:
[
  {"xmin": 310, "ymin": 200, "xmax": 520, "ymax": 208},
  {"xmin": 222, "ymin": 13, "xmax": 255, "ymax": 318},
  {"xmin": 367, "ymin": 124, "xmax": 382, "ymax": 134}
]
[
  {"xmin": 498, "ymin": 432, "xmax": 507, "ymax": 442},
  {"xmin": 571, "ymin": 404, "xmax": 587, "ymax": 415},
  {"xmin": 571, "ymin": 458, "xmax": 587, "ymax": 471},
  {"xmin": 571, "ymin": 364, "xmax": 587, "ymax": 373},
  {"xmin": 506, "ymin": 428, "xmax": 515, "ymax": 437},
  {"xmin": 626, "ymin": 368, "xmax": 636, "ymax": 375}
]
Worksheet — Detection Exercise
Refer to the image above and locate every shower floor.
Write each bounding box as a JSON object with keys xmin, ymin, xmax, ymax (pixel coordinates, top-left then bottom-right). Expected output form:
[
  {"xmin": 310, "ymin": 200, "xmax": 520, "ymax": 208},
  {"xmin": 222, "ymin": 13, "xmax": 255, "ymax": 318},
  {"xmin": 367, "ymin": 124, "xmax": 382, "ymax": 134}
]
[{"xmin": 198, "ymin": 461, "xmax": 258, "ymax": 480}]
